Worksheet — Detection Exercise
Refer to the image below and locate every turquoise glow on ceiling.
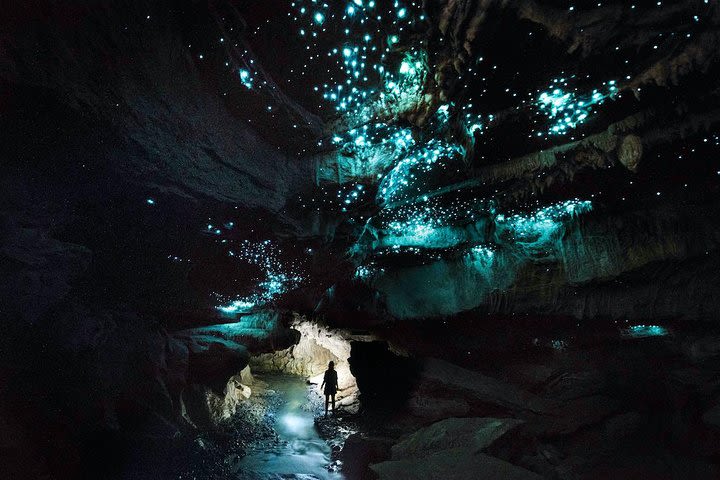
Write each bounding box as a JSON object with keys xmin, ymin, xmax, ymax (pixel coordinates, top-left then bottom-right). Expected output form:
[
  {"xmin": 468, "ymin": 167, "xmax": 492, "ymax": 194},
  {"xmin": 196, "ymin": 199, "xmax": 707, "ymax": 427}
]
[
  {"xmin": 238, "ymin": 68, "xmax": 254, "ymax": 89},
  {"xmin": 495, "ymin": 200, "xmax": 593, "ymax": 256},
  {"xmin": 379, "ymin": 139, "xmax": 466, "ymax": 205},
  {"xmin": 216, "ymin": 240, "xmax": 305, "ymax": 315},
  {"xmin": 209, "ymin": 1, "xmax": 616, "ymax": 318},
  {"xmin": 621, "ymin": 325, "xmax": 669, "ymax": 339},
  {"xmin": 536, "ymin": 79, "xmax": 618, "ymax": 135}
]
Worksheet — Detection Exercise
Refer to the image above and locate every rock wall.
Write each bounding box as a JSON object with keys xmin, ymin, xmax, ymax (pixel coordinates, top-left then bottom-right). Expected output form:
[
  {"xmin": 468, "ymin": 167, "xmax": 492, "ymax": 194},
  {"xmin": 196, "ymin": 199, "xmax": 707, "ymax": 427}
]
[{"xmin": 370, "ymin": 201, "xmax": 720, "ymax": 320}]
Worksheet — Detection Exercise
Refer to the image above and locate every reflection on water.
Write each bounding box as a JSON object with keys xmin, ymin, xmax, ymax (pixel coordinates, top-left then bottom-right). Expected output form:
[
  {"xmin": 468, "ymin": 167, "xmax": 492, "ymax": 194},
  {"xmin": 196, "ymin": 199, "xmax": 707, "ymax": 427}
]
[{"xmin": 236, "ymin": 375, "xmax": 344, "ymax": 479}]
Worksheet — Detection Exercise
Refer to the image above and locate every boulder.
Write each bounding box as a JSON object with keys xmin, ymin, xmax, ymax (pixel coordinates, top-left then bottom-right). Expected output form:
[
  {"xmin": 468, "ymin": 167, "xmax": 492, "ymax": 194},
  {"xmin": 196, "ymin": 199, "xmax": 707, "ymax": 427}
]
[
  {"xmin": 180, "ymin": 334, "xmax": 250, "ymax": 394},
  {"xmin": 526, "ymin": 395, "xmax": 619, "ymax": 437},
  {"xmin": 417, "ymin": 358, "xmax": 552, "ymax": 414},
  {"xmin": 370, "ymin": 448, "xmax": 542, "ymax": 480},
  {"xmin": 603, "ymin": 412, "xmax": 643, "ymax": 444},
  {"xmin": 407, "ymin": 396, "xmax": 470, "ymax": 420},
  {"xmin": 391, "ymin": 417, "xmax": 523, "ymax": 460},
  {"xmin": 682, "ymin": 336, "xmax": 720, "ymax": 363},
  {"xmin": 340, "ymin": 433, "xmax": 394, "ymax": 475},
  {"xmin": 239, "ymin": 365, "xmax": 254, "ymax": 386},
  {"xmin": 502, "ymin": 363, "xmax": 558, "ymax": 389},
  {"xmin": 702, "ymin": 402, "xmax": 720, "ymax": 428},
  {"xmin": 540, "ymin": 369, "xmax": 607, "ymax": 401}
]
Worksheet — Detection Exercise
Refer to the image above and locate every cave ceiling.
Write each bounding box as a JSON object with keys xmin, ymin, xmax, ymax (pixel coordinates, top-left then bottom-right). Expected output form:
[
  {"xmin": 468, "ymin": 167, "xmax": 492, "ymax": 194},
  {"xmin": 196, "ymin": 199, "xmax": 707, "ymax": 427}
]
[{"xmin": 3, "ymin": 0, "xmax": 720, "ymax": 327}]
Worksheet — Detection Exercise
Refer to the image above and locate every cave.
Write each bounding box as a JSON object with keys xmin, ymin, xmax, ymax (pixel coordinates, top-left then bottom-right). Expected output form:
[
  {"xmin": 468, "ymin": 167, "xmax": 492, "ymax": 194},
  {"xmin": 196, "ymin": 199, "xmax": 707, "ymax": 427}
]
[{"xmin": 3, "ymin": 0, "xmax": 720, "ymax": 478}]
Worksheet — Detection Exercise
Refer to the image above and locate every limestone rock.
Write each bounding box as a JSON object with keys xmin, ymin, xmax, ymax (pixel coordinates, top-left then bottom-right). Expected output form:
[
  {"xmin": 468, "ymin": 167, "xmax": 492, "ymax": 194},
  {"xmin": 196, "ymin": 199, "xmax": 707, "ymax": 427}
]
[
  {"xmin": 603, "ymin": 412, "xmax": 643, "ymax": 445},
  {"xmin": 180, "ymin": 334, "xmax": 250, "ymax": 395},
  {"xmin": 371, "ymin": 448, "xmax": 543, "ymax": 480},
  {"xmin": 702, "ymin": 402, "xmax": 720, "ymax": 428},
  {"xmin": 340, "ymin": 433, "xmax": 394, "ymax": 475},
  {"xmin": 391, "ymin": 417, "xmax": 524, "ymax": 460},
  {"xmin": 618, "ymin": 134, "xmax": 643, "ymax": 171},
  {"xmin": 527, "ymin": 395, "xmax": 619, "ymax": 436},
  {"xmin": 407, "ymin": 396, "xmax": 470, "ymax": 421},
  {"xmin": 417, "ymin": 358, "xmax": 552, "ymax": 414},
  {"xmin": 239, "ymin": 365, "xmax": 255, "ymax": 385}
]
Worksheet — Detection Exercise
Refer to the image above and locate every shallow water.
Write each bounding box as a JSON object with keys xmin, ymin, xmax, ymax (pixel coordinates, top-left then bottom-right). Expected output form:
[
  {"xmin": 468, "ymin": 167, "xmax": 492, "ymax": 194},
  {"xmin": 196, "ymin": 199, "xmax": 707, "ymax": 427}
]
[{"xmin": 236, "ymin": 375, "xmax": 344, "ymax": 479}]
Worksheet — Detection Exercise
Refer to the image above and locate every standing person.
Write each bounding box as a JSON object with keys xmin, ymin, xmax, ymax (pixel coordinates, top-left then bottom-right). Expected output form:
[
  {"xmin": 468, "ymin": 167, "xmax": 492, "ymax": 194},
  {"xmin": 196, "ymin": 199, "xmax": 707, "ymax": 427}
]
[{"xmin": 320, "ymin": 361, "xmax": 338, "ymax": 415}]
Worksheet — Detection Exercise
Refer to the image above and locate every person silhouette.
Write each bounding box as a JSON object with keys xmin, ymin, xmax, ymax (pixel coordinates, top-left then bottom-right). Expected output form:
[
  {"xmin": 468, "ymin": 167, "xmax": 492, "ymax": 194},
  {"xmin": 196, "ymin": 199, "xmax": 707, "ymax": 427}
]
[{"xmin": 320, "ymin": 361, "xmax": 338, "ymax": 415}]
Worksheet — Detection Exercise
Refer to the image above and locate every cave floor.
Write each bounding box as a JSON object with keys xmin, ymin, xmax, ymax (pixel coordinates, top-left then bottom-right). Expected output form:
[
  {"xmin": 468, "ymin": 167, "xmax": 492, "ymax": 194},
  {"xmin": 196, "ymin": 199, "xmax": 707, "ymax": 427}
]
[{"xmin": 233, "ymin": 375, "xmax": 344, "ymax": 480}]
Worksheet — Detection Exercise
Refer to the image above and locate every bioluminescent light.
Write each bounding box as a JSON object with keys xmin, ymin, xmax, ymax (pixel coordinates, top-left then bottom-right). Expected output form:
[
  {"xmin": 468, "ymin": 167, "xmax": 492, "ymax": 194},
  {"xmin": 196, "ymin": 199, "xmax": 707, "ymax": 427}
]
[
  {"xmin": 463, "ymin": 111, "xmax": 485, "ymax": 134},
  {"xmin": 495, "ymin": 200, "xmax": 592, "ymax": 256},
  {"xmin": 462, "ymin": 244, "xmax": 498, "ymax": 274},
  {"xmin": 218, "ymin": 300, "xmax": 256, "ymax": 315},
  {"xmin": 291, "ymin": 0, "xmax": 423, "ymax": 121},
  {"xmin": 222, "ymin": 0, "xmax": 608, "ymax": 317},
  {"xmin": 326, "ymin": 123, "xmax": 416, "ymax": 189},
  {"xmin": 187, "ymin": 313, "xmax": 280, "ymax": 341},
  {"xmin": 217, "ymin": 240, "xmax": 305, "ymax": 315},
  {"xmin": 536, "ymin": 79, "xmax": 618, "ymax": 135},
  {"xmin": 239, "ymin": 68, "xmax": 254, "ymax": 89},
  {"xmin": 621, "ymin": 324, "xmax": 669, "ymax": 338},
  {"xmin": 354, "ymin": 264, "xmax": 383, "ymax": 280},
  {"xmin": 379, "ymin": 138, "xmax": 465, "ymax": 205}
]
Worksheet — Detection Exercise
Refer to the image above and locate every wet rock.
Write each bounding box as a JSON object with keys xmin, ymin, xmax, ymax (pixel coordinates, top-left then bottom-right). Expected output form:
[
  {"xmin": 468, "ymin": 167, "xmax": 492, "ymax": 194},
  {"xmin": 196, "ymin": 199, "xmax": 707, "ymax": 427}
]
[
  {"xmin": 560, "ymin": 411, "xmax": 644, "ymax": 462},
  {"xmin": 314, "ymin": 413, "xmax": 360, "ymax": 452},
  {"xmin": 181, "ymin": 385, "xmax": 217, "ymax": 429},
  {"xmin": 416, "ymin": 358, "xmax": 552, "ymax": 414},
  {"xmin": 518, "ymin": 451, "xmax": 564, "ymax": 479},
  {"xmin": 527, "ymin": 395, "xmax": 619, "ymax": 437},
  {"xmin": 340, "ymin": 433, "xmax": 393, "ymax": 476},
  {"xmin": 540, "ymin": 369, "xmax": 607, "ymax": 401},
  {"xmin": 502, "ymin": 363, "xmax": 558, "ymax": 389},
  {"xmin": 682, "ymin": 336, "xmax": 720, "ymax": 363},
  {"xmin": 603, "ymin": 412, "xmax": 643, "ymax": 445},
  {"xmin": 407, "ymin": 396, "xmax": 470, "ymax": 421},
  {"xmin": 180, "ymin": 334, "xmax": 250, "ymax": 395},
  {"xmin": 618, "ymin": 134, "xmax": 643, "ymax": 172},
  {"xmin": 391, "ymin": 417, "xmax": 524, "ymax": 460},
  {"xmin": 370, "ymin": 448, "xmax": 543, "ymax": 480},
  {"xmin": 239, "ymin": 365, "xmax": 255, "ymax": 386},
  {"xmin": 206, "ymin": 375, "xmax": 253, "ymax": 422},
  {"xmin": 702, "ymin": 402, "xmax": 720, "ymax": 428}
]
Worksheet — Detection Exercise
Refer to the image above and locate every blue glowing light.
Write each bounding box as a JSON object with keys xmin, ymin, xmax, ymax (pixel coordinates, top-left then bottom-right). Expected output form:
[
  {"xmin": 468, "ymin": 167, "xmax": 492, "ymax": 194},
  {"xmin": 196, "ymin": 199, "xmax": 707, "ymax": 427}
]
[
  {"xmin": 216, "ymin": 240, "xmax": 305, "ymax": 315},
  {"xmin": 536, "ymin": 79, "xmax": 618, "ymax": 135},
  {"xmin": 621, "ymin": 325, "xmax": 669, "ymax": 339},
  {"xmin": 273, "ymin": 2, "xmax": 609, "ymax": 319},
  {"xmin": 239, "ymin": 68, "xmax": 254, "ymax": 89},
  {"xmin": 495, "ymin": 200, "xmax": 592, "ymax": 256},
  {"xmin": 218, "ymin": 300, "xmax": 255, "ymax": 314},
  {"xmin": 378, "ymin": 139, "xmax": 465, "ymax": 205}
]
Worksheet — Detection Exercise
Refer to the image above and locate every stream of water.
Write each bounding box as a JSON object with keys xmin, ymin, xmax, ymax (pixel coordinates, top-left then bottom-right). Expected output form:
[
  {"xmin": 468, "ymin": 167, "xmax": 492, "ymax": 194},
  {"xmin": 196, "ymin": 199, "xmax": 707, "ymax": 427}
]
[{"xmin": 235, "ymin": 375, "xmax": 345, "ymax": 480}]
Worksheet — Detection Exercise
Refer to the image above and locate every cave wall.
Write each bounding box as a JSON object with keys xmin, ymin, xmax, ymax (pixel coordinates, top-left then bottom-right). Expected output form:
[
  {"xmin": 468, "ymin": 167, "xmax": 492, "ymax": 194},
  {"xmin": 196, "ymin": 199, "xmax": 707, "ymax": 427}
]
[
  {"xmin": 370, "ymin": 201, "xmax": 720, "ymax": 320},
  {"xmin": 0, "ymin": 1, "xmax": 314, "ymax": 476}
]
